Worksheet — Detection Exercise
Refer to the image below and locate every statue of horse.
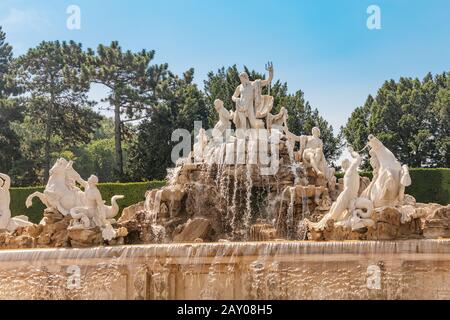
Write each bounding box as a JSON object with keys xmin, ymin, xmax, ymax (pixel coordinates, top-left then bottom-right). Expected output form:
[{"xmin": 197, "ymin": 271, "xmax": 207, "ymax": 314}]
[
  {"xmin": 26, "ymin": 158, "xmax": 87, "ymax": 216},
  {"xmin": 361, "ymin": 135, "xmax": 412, "ymax": 207}
]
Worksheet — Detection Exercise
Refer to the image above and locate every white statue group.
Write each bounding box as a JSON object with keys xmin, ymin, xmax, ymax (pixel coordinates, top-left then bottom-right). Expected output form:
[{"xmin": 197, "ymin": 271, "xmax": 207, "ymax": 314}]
[
  {"xmin": 193, "ymin": 62, "xmax": 414, "ymax": 232},
  {"xmin": 0, "ymin": 173, "xmax": 32, "ymax": 232},
  {"xmin": 1, "ymin": 158, "xmax": 125, "ymax": 241},
  {"xmin": 193, "ymin": 63, "xmax": 336, "ymax": 186},
  {"xmin": 307, "ymin": 134, "xmax": 413, "ymax": 231}
]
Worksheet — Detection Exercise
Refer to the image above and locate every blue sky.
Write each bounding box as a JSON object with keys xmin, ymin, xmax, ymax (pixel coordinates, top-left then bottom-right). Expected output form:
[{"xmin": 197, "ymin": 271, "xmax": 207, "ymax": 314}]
[{"xmin": 1, "ymin": 0, "xmax": 449, "ymax": 132}]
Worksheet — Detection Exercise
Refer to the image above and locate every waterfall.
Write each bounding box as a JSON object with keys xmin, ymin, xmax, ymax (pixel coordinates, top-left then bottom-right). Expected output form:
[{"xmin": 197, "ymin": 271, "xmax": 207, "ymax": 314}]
[{"xmin": 0, "ymin": 240, "xmax": 448, "ymax": 299}]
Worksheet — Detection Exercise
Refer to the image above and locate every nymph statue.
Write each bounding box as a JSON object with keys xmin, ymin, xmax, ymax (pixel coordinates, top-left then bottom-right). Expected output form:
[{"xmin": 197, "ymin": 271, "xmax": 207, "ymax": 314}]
[
  {"xmin": 267, "ymin": 107, "xmax": 288, "ymax": 133},
  {"xmin": 232, "ymin": 62, "xmax": 274, "ymax": 132},
  {"xmin": 299, "ymin": 127, "xmax": 335, "ymax": 186},
  {"xmin": 212, "ymin": 99, "xmax": 233, "ymax": 143},
  {"xmin": 0, "ymin": 173, "xmax": 32, "ymax": 232},
  {"xmin": 267, "ymin": 107, "xmax": 298, "ymax": 161},
  {"xmin": 307, "ymin": 148, "xmax": 371, "ymax": 230}
]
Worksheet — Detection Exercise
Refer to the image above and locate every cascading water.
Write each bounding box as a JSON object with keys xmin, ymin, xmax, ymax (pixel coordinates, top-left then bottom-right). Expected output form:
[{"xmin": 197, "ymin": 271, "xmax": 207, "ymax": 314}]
[{"xmin": 1, "ymin": 240, "xmax": 450, "ymax": 300}]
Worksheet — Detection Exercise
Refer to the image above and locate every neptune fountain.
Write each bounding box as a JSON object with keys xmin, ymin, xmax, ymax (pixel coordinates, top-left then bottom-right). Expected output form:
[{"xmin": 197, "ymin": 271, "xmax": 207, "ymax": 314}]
[{"xmin": 0, "ymin": 63, "xmax": 449, "ymax": 299}]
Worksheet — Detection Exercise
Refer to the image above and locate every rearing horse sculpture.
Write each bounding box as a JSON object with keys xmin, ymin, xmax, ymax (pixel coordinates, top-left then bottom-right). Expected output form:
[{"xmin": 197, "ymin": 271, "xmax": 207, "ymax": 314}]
[
  {"xmin": 361, "ymin": 135, "xmax": 412, "ymax": 207},
  {"xmin": 26, "ymin": 158, "xmax": 87, "ymax": 216}
]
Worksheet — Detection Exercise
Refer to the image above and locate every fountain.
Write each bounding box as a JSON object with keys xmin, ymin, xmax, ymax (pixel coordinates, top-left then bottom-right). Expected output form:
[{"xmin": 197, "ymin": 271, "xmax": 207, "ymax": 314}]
[{"xmin": 0, "ymin": 63, "xmax": 449, "ymax": 299}]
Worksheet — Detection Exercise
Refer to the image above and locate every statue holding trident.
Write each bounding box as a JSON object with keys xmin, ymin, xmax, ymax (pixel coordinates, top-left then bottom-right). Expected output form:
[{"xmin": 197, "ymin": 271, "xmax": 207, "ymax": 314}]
[{"xmin": 232, "ymin": 62, "xmax": 274, "ymax": 134}]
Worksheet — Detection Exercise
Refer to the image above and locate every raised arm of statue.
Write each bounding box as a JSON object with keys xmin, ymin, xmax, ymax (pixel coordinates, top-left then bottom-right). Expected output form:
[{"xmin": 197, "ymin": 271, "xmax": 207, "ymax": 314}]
[
  {"xmin": 0, "ymin": 173, "xmax": 11, "ymax": 190},
  {"xmin": 260, "ymin": 62, "xmax": 274, "ymax": 87},
  {"xmin": 348, "ymin": 147, "xmax": 362, "ymax": 171},
  {"xmin": 261, "ymin": 62, "xmax": 273, "ymax": 87}
]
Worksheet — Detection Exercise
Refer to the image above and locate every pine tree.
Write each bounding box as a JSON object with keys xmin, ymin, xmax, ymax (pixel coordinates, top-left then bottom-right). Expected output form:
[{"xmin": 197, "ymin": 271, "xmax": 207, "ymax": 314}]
[
  {"xmin": 0, "ymin": 26, "xmax": 23, "ymax": 176},
  {"xmin": 87, "ymin": 41, "xmax": 169, "ymax": 179},
  {"xmin": 343, "ymin": 72, "xmax": 450, "ymax": 167},
  {"xmin": 128, "ymin": 69, "xmax": 209, "ymax": 180},
  {"xmin": 15, "ymin": 40, "xmax": 101, "ymax": 182}
]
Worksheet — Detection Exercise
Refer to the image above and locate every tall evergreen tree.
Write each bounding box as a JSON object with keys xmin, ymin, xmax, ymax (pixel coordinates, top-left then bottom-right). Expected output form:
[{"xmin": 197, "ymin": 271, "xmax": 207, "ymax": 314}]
[
  {"xmin": 15, "ymin": 41, "xmax": 101, "ymax": 182},
  {"xmin": 343, "ymin": 72, "xmax": 450, "ymax": 167},
  {"xmin": 0, "ymin": 26, "xmax": 23, "ymax": 176},
  {"xmin": 127, "ymin": 69, "xmax": 209, "ymax": 180},
  {"xmin": 87, "ymin": 41, "xmax": 169, "ymax": 179}
]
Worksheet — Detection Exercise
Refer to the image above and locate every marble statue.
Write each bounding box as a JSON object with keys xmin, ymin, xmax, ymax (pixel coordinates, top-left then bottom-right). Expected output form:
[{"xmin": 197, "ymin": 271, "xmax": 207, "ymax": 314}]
[
  {"xmin": 232, "ymin": 62, "xmax": 274, "ymax": 132},
  {"xmin": 212, "ymin": 99, "xmax": 234, "ymax": 143},
  {"xmin": 69, "ymin": 175, "xmax": 124, "ymax": 241},
  {"xmin": 267, "ymin": 107, "xmax": 288, "ymax": 133},
  {"xmin": 193, "ymin": 128, "xmax": 209, "ymax": 163},
  {"xmin": 26, "ymin": 158, "xmax": 87, "ymax": 216},
  {"xmin": 361, "ymin": 135, "xmax": 412, "ymax": 207},
  {"xmin": 299, "ymin": 127, "xmax": 336, "ymax": 186},
  {"xmin": 0, "ymin": 173, "xmax": 32, "ymax": 232},
  {"xmin": 307, "ymin": 148, "xmax": 373, "ymax": 230}
]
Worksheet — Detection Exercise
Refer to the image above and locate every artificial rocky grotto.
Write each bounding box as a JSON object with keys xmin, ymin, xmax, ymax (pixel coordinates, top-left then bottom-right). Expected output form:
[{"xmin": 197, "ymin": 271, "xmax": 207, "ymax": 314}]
[{"xmin": 0, "ymin": 63, "xmax": 449, "ymax": 250}]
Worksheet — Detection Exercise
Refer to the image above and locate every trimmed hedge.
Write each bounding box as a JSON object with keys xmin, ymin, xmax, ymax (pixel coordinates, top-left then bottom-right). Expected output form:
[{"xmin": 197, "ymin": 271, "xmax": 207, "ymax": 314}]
[
  {"xmin": 10, "ymin": 181, "xmax": 166, "ymax": 223},
  {"xmin": 406, "ymin": 168, "xmax": 450, "ymax": 205}
]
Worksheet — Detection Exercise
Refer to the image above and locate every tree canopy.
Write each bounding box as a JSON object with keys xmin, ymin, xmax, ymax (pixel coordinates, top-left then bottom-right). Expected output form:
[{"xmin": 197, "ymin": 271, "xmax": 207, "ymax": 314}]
[
  {"xmin": 0, "ymin": 26, "xmax": 447, "ymax": 186},
  {"xmin": 342, "ymin": 73, "xmax": 449, "ymax": 168}
]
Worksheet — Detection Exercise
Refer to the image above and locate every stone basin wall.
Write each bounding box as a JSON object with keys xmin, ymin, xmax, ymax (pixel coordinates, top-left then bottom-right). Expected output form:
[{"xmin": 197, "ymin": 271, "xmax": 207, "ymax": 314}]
[{"xmin": 1, "ymin": 240, "xmax": 450, "ymax": 299}]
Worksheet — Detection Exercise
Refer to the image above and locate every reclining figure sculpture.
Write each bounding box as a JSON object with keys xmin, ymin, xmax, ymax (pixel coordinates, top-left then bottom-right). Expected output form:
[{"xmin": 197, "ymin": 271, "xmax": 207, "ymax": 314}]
[
  {"xmin": 0, "ymin": 173, "xmax": 32, "ymax": 232},
  {"xmin": 306, "ymin": 147, "xmax": 373, "ymax": 231}
]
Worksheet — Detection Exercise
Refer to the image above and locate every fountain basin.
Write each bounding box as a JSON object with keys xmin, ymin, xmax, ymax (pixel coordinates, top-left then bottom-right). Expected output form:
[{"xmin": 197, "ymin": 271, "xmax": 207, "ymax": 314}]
[{"xmin": 1, "ymin": 240, "xmax": 450, "ymax": 299}]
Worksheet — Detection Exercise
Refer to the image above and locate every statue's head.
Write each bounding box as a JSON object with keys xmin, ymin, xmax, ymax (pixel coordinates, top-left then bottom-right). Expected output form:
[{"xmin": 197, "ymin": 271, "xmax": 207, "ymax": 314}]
[
  {"xmin": 341, "ymin": 159, "xmax": 350, "ymax": 172},
  {"xmin": 312, "ymin": 127, "xmax": 321, "ymax": 138},
  {"xmin": 88, "ymin": 175, "xmax": 99, "ymax": 185},
  {"xmin": 214, "ymin": 99, "xmax": 223, "ymax": 111},
  {"xmin": 50, "ymin": 158, "xmax": 68, "ymax": 176},
  {"xmin": 239, "ymin": 72, "xmax": 250, "ymax": 84},
  {"xmin": 367, "ymin": 134, "xmax": 382, "ymax": 150}
]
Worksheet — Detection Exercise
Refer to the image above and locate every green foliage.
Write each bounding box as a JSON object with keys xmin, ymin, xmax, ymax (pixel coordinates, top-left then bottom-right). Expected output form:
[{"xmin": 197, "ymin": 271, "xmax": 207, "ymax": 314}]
[
  {"xmin": 10, "ymin": 181, "xmax": 166, "ymax": 223},
  {"xmin": 127, "ymin": 69, "xmax": 209, "ymax": 180},
  {"xmin": 0, "ymin": 26, "xmax": 24, "ymax": 177},
  {"xmin": 343, "ymin": 73, "xmax": 450, "ymax": 168},
  {"xmin": 406, "ymin": 168, "xmax": 450, "ymax": 205},
  {"xmin": 14, "ymin": 40, "xmax": 101, "ymax": 182},
  {"xmin": 87, "ymin": 41, "xmax": 169, "ymax": 178}
]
